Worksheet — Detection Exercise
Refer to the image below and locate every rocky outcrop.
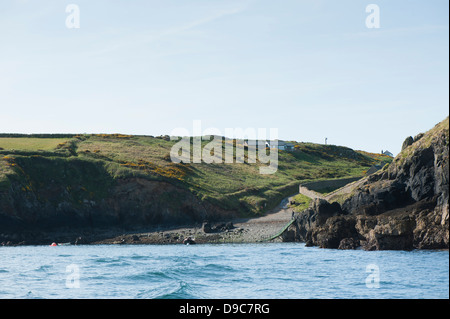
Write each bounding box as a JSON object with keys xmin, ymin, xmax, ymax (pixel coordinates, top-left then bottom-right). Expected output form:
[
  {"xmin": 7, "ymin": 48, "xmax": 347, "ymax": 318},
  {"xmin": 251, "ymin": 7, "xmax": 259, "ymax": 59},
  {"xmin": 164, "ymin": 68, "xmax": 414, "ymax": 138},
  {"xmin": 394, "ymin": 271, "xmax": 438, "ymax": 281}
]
[
  {"xmin": 355, "ymin": 214, "xmax": 416, "ymax": 250},
  {"xmin": 402, "ymin": 136, "xmax": 414, "ymax": 151},
  {"xmin": 295, "ymin": 199, "xmax": 358, "ymax": 248},
  {"xmin": 295, "ymin": 117, "xmax": 449, "ymax": 250}
]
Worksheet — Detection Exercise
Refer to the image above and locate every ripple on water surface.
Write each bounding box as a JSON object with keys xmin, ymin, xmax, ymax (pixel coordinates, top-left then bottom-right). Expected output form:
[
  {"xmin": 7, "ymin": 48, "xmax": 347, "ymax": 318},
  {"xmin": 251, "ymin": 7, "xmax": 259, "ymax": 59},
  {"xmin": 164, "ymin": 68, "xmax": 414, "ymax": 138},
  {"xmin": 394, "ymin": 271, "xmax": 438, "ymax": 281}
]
[{"xmin": 0, "ymin": 243, "xmax": 447, "ymax": 299}]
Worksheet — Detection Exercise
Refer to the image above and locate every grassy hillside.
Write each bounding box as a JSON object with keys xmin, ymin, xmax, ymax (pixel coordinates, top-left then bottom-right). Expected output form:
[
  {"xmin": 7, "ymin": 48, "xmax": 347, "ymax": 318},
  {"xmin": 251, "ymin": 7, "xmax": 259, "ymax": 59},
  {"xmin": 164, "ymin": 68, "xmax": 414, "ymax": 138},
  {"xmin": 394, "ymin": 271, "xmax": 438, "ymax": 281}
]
[{"xmin": 0, "ymin": 133, "xmax": 387, "ymax": 216}]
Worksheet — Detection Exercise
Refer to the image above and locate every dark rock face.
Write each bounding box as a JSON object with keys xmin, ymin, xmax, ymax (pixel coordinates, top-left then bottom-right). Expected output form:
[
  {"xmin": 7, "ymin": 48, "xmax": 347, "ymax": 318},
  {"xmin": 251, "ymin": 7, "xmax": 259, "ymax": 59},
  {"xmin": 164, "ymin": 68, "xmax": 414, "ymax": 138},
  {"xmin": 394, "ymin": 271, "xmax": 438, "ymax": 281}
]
[
  {"xmin": 413, "ymin": 205, "xmax": 449, "ymax": 249},
  {"xmin": 306, "ymin": 216, "xmax": 358, "ymax": 249},
  {"xmin": 355, "ymin": 214, "xmax": 416, "ymax": 251},
  {"xmin": 0, "ymin": 178, "xmax": 237, "ymax": 245},
  {"xmin": 296, "ymin": 118, "xmax": 449, "ymax": 250},
  {"xmin": 281, "ymin": 229, "xmax": 296, "ymax": 242},
  {"xmin": 296, "ymin": 200, "xmax": 359, "ymax": 249},
  {"xmin": 402, "ymin": 136, "xmax": 414, "ymax": 151},
  {"xmin": 414, "ymin": 133, "xmax": 425, "ymax": 143},
  {"xmin": 296, "ymin": 199, "xmax": 342, "ymax": 229},
  {"xmin": 338, "ymin": 237, "xmax": 360, "ymax": 250}
]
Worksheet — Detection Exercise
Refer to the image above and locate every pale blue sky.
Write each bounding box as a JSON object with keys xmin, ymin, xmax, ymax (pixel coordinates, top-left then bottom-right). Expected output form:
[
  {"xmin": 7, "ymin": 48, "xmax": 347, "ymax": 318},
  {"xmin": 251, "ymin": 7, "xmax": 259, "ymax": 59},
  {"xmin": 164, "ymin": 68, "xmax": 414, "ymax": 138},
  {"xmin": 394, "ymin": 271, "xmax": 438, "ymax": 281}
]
[{"xmin": 0, "ymin": 0, "xmax": 448, "ymax": 155}]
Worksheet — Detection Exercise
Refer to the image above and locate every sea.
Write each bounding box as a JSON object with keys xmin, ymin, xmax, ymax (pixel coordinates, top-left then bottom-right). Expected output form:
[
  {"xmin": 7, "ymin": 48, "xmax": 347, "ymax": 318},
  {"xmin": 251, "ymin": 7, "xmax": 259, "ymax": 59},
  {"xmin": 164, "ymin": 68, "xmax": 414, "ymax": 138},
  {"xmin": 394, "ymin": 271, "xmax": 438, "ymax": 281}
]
[{"xmin": 0, "ymin": 243, "xmax": 448, "ymax": 299}]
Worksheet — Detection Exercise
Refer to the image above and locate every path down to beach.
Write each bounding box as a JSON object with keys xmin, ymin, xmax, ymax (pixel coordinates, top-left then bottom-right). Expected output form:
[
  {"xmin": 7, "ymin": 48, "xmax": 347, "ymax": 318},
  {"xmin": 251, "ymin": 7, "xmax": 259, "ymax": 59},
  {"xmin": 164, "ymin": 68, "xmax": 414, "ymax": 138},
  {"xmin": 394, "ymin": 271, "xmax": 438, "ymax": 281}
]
[{"xmin": 229, "ymin": 195, "xmax": 296, "ymax": 242}]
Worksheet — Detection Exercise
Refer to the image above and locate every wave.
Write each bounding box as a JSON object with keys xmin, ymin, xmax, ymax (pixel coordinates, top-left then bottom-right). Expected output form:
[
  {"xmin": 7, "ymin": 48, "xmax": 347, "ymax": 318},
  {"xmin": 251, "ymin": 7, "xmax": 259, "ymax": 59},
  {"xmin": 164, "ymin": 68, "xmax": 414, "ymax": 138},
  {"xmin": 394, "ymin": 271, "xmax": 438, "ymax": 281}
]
[
  {"xmin": 92, "ymin": 257, "xmax": 131, "ymax": 267},
  {"xmin": 154, "ymin": 281, "xmax": 198, "ymax": 299},
  {"xmin": 126, "ymin": 270, "xmax": 173, "ymax": 282},
  {"xmin": 1, "ymin": 243, "xmax": 446, "ymax": 299},
  {"xmin": 165, "ymin": 262, "xmax": 236, "ymax": 281},
  {"xmin": 92, "ymin": 257, "xmax": 121, "ymax": 263},
  {"xmin": 129, "ymin": 254, "xmax": 150, "ymax": 260},
  {"xmin": 35, "ymin": 265, "xmax": 52, "ymax": 272},
  {"xmin": 203, "ymin": 263, "xmax": 234, "ymax": 271}
]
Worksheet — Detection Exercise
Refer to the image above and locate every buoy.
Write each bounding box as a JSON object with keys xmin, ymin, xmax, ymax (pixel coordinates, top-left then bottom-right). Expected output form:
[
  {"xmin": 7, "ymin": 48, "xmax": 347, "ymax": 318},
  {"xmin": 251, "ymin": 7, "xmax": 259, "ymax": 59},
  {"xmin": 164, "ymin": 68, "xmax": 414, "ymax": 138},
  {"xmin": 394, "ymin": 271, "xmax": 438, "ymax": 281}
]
[{"xmin": 50, "ymin": 242, "xmax": 57, "ymax": 246}]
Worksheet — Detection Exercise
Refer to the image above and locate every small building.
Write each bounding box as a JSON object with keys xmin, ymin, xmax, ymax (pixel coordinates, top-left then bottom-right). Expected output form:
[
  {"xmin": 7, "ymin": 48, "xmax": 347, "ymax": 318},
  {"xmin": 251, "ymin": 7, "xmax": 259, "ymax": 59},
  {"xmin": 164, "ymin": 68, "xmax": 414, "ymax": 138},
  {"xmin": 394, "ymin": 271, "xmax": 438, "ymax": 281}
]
[
  {"xmin": 381, "ymin": 150, "xmax": 394, "ymax": 157},
  {"xmin": 268, "ymin": 140, "xmax": 294, "ymax": 151},
  {"xmin": 284, "ymin": 143, "xmax": 294, "ymax": 151}
]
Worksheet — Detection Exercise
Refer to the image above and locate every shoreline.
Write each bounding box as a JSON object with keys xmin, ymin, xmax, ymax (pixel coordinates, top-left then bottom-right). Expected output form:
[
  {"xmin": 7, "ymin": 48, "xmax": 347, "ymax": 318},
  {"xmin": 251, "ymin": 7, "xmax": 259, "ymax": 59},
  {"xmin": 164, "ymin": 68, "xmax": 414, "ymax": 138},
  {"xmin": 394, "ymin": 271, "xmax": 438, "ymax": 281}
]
[
  {"xmin": 91, "ymin": 219, "xmax": 290, "ymax": 245},
  {"xmin": 1, "ymin": 197, "xmax": 296, "ymax": 247},
  {"xmin": 92, "ymin": 196, "xmax": 295, "ymax": 245},
  {"xmin": 0, "ymin": 219, "xmax": 291, "ymax": 246}
]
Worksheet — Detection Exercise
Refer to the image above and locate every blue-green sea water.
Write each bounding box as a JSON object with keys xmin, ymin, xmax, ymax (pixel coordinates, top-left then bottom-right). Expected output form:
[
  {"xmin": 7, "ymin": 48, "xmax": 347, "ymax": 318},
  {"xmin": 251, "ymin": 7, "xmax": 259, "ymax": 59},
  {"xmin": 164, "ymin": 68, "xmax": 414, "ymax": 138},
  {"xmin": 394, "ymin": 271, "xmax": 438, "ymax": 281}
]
[{"xmin": 0, "ymin": 243, "xmax": 448, "ymax": 299}]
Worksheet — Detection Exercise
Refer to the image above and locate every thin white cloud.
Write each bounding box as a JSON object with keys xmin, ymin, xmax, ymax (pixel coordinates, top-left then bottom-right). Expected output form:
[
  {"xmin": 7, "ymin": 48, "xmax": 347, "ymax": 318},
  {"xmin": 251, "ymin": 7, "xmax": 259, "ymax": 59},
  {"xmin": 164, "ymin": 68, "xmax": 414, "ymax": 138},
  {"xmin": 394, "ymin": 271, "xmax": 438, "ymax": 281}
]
[
  {"xmin": 84, "ymin": 4, "xmax": 248, "ymax": 58},
  {"xmin": 155, "ymin": 6, "xmax": 246, "ymax": 39}
]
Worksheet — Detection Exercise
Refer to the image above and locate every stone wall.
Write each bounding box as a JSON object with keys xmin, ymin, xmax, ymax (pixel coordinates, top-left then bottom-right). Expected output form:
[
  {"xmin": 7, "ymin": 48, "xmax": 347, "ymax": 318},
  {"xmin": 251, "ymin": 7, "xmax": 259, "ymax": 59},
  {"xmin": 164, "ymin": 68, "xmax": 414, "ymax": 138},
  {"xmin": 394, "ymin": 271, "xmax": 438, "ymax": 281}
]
[
  {"xmin": 298, "ymin": 186, "xmax": 324, "ymax": 200},
  {"xmin": 298, "ymin": 177, "xmax": 361, "ymax": 199},
  {"xmin": 301, "ymin": 177, "xmax": 361, "ymax": 191}
]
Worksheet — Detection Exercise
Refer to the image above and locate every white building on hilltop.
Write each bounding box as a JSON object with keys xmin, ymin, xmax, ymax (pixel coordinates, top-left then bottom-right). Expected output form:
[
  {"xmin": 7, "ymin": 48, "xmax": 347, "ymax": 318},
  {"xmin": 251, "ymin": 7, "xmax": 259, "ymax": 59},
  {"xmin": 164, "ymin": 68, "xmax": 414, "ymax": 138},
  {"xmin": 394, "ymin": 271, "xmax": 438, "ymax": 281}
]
[{"xmin": 381, "ymin": 150, "xmax": 394, "ymax": 157}]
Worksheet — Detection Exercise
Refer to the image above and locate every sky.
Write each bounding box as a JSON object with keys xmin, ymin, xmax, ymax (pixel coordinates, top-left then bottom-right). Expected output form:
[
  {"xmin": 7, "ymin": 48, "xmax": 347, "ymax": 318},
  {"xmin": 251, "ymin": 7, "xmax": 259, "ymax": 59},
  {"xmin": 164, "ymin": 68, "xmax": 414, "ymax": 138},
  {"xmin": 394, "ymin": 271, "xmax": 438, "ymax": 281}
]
[{"xmin": 0, "ymin": 0, "xmax": 448, "ymax": 155}]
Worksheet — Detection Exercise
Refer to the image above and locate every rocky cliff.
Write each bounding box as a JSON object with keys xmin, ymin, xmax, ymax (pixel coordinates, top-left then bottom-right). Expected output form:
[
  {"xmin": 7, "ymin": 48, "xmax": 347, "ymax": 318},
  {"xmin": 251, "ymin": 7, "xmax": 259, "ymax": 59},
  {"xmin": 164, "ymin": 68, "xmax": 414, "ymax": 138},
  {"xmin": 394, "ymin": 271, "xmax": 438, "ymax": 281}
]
[
  {"xmin": 294, "ymin": 117, "xmax": 449, "ymax": 250},
  {"xmin": 0, "ymin": 175, "xmax": 236, "ymax": 245}
]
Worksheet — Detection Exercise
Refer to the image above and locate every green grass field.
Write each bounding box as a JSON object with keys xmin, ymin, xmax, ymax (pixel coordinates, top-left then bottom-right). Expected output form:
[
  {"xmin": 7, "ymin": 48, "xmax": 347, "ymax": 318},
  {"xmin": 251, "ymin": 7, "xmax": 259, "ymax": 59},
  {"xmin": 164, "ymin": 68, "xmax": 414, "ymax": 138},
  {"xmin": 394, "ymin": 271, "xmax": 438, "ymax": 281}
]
[
  {"xmin": 0, "ymin": 137, "xmax": 69, "ymax": 151},
  {"xmin": 289, "ymin": 193, "xmax": 313, "ymax": 213}
]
